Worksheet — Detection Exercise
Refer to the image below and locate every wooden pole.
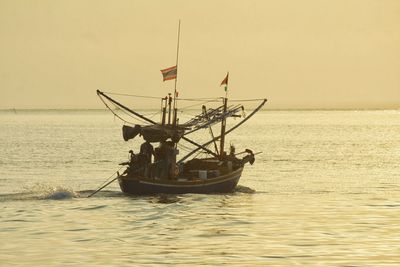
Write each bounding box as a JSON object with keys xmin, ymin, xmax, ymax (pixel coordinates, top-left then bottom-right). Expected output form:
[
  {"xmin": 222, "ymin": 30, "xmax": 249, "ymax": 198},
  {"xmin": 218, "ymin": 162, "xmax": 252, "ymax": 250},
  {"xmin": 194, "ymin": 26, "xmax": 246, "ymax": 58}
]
[
  {"xmin": 97, "ymin": 90, "xmax": 157, "ymax": 125},
  {"xmin": 178, "ymin": 99, "xmax": 267, "ymax": 163},
  {"xmin": 87, "ymin": 176, "xmax": 119, "ymax": 198},
  {"xmin": 202, "ymin": 105, "xmax": 219, "ymax": 155},
  {"xmin": 173, "ymin": 20, "xmax": 181, "ymax": 126},
  {"xmin": 97, "ymin": 90, "xmax": 220, "ymax": 157},
  {"xmin": 219, "ymin": 72, "xmax": 229, "ymax": 156},
  {"xmin": 168, "ymin": 93, "xmax": 172, "ymax": 125},
  {"xmin": 219, "ymin": 97, "xmax": 228, "ymax": 157},
  {"xmin": 161, "ymin": 97, "xmax": 167, "ymax": 125}
]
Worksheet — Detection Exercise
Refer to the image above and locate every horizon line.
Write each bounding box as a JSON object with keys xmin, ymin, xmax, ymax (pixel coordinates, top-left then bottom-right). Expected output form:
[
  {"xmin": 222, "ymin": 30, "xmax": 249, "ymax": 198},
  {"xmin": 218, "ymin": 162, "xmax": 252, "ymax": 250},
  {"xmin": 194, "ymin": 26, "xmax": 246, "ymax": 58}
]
[{"xmin": 1, "ymin": 107, "xmax": 399, "ymax": 112}]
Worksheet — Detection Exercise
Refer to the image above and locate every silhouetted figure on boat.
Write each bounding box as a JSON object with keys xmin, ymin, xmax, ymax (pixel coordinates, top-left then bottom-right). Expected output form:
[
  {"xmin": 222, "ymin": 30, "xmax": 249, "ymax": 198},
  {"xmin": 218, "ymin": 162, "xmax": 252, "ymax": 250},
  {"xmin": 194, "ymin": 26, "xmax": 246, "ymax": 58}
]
[
  {"xmin": 140, "ymin": 140, "xmax": 154, "ymax": 164},
  {"xmin": 153, "ymin": 141, "xmax": 177, "ymax": 180},
  {"xmin": 140, "ymin": 140, "xmax": 154, "ymax": 177},
  {"xmin": 120, "ymin": 150, "xmax": 140, "ymax": 175},
  {"xmin": 120, "ymin": 150, "xmax": 137, "ymax": 166}
]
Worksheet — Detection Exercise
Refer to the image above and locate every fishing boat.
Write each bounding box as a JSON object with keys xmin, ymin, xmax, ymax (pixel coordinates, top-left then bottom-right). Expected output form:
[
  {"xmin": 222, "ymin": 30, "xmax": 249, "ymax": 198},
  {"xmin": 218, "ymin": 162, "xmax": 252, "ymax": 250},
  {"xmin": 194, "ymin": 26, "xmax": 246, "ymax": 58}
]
[
  {"xmin": 97, "ymin": 90, "xmax": 266, "ymax": 195},
  {"xmin": 94, "ymin": 22, "xmax": 267, "ymax": 195}
]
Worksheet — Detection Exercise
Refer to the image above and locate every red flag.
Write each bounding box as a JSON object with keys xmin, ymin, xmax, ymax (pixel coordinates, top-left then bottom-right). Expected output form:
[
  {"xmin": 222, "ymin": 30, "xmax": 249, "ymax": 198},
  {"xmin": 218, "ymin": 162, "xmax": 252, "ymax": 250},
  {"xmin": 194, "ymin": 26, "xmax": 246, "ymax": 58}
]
[
  {"xmin": 220, "ymin": 72, "xmax": 229, "ymax": 86},
  {"xmin": 160, "ymin": 66, "xmax": 177, "ymax": 81}
]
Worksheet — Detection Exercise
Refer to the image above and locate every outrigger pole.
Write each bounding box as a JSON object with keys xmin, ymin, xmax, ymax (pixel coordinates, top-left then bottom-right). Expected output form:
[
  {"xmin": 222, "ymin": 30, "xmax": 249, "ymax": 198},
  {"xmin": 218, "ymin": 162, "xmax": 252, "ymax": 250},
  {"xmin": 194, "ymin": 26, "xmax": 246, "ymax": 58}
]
[
  {"xmin": 178, "ymin": 98, "xmax": 268, "ymax": 163},
  {"xmin": 173, "ymin": 20, "xmax": 181, "ymax": 126},
  {"xmin": 97, "ymin": 90, "xmax": 219, "ymax": 158},
  {"xmin": 97, "ymin": 90, "xmax": 157, "ymax": 124}
]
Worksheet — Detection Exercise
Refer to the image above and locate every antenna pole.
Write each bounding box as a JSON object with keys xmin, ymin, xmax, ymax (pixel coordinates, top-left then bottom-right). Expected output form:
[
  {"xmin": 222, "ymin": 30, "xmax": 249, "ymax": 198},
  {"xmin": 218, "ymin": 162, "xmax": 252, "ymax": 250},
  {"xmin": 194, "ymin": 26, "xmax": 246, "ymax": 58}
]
[
  {"xmin": 219, "ymin": 97, "xmax": 228, "ymax": 157},
  {"xmin": 173, "ymin": 20, "xmax": 181, "ymax": 126}
]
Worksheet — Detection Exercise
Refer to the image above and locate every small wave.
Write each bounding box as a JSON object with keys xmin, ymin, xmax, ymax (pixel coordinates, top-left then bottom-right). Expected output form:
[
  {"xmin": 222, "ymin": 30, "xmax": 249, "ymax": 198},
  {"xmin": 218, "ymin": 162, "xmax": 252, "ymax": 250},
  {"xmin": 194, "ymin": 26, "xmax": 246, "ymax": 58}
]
[
  {"xmin": 151, "ymin": 194, "xmax": 181, "ymax": 204},
  {"xmin": 20, "ymin": 183, "xmax": 79, "ymax": 200},
  {"xmin": 235, "ymin": 185, "xmax": 256, "ymax": 194},
  {"xmin": 79, "ymin": 189, "xmax": 123, "ymax": 198},
  {"xmin": 97, "ymin": 160, "xmax": 112, "ymax": 163},
  {"xmin": 80, "ymin": 205, "xmax": 108, "ymax": 210},
  {"xmin": 43, "ymin": 188, "xmax": 78, "ymax": 200}
]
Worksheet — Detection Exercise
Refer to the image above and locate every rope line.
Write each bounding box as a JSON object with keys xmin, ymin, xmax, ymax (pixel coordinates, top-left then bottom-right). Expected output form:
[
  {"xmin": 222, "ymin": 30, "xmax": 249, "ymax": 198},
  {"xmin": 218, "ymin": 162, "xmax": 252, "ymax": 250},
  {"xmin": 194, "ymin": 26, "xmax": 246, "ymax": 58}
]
[
  {"xmin": 178, "ymin": 97, "xmax": 222, "ymax": 101},
  {"xmin": 112, "ymin": 102, "xmax": 149, "ymax": 124},
  {"xmin": 87, "ymin": 166, "xmax": 124, "ymax": 198},
  {"xmin": 98, "ymin": 94, "xmax": 133, "ymax": 124},
  {"xmin": 98, "ymin": 93, "xmax": 152, "ymax": 125},
  {"xmin": 98, "ymin": 166, "xmax": 124, "ymax": 188},
  {"xmin": 102, "ymin": 91, "xmax": 222, "ymax": 102},
  {"xmin": 103, "ymin": 91, "xmax": 162, "ymax": 100},
  {"xmin": 178, "ymin": 99, "xmax": 221, "ymax": 110},
  {"xmin": 102, "ymin": 91, "xmax": 264, "ymax": 103},
  {"xmin": 229, "ymin": 98, "xmax": 267, "ymax": 102}
]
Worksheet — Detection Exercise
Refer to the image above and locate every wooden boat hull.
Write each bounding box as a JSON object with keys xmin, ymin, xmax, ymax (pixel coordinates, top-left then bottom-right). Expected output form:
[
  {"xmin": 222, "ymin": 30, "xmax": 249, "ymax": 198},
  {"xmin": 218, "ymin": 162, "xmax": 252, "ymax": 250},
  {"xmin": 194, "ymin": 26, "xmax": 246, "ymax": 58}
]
[{"xmin": 118, "ymin": 167, "xmax": 243, "ymax": 195}]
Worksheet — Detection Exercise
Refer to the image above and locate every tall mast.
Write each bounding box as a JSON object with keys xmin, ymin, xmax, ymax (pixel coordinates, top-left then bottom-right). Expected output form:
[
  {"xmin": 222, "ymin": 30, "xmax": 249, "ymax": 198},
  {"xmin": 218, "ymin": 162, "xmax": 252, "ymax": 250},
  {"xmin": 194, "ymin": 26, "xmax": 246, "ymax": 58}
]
[
  {"xmin": 173, "ymin": 20, "xmax": 181, "ymax": 126},
  {"xmin": 219, "ymin": 97, "xmax": 228, "ymax": 156},
  {"xmin": 219, "ymin": 72, "xmax": 229, "ymax": 157}
]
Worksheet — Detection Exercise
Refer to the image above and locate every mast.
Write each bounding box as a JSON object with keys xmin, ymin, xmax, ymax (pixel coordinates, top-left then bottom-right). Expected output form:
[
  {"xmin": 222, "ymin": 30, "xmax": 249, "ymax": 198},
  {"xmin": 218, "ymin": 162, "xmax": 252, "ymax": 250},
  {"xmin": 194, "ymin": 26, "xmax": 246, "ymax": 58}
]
[
  {"xmin": 219, "ymin": 97, "xmax": 228, "ymax": 157},
  {"xmin": 173, "ymin": 20, "xmax": 181, "ymax": 126},
  {"xmin": 219, "ymin": 72, "xmax": 229, "ymax": 157},
  {"xmin": 168, "ymin": 93, "xmax": 172, "ymax": 125},
  {"xmin": 161, "ymin": 96, "xmax": 167, "ymax": 125}
]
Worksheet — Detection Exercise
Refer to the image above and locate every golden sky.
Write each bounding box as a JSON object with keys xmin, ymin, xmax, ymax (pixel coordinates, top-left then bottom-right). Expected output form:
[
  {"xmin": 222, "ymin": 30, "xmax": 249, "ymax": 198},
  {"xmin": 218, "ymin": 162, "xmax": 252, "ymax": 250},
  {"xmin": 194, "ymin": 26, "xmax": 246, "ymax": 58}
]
[{"xmin": 0, "ymin": 0, "xmax": 399, "ymax": 109}]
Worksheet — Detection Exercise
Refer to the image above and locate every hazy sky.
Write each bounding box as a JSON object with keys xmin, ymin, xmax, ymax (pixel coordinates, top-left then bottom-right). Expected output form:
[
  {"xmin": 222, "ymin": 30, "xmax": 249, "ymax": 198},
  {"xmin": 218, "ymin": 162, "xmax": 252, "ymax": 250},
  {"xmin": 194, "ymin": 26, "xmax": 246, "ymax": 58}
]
[{"xmin": 0, "ymin": 0, "xmax": 399, "ymax": 109}]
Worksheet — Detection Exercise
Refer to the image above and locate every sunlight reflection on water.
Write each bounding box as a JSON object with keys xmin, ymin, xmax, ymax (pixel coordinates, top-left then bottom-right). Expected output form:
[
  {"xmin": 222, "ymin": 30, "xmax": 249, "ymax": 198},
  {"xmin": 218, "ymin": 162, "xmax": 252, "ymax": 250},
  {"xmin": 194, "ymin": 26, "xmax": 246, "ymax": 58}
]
[{"xmin": 0, "ymin": 110, "xmax": 400, "ymax": 266}]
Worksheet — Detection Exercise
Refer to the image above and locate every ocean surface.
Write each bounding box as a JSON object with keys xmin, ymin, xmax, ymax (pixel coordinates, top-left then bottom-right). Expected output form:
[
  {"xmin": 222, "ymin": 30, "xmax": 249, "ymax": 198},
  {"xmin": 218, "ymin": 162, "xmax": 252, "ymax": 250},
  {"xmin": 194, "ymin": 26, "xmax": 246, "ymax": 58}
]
[{"xmin": 0, "ymin": 109, "xmax": 399, "ymax": 266}]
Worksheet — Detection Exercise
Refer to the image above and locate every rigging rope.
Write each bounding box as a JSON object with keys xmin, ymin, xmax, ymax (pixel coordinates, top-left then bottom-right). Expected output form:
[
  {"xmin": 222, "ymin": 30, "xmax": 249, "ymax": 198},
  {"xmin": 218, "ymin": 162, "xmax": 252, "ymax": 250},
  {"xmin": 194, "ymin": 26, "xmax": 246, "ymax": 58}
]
[
  {"xmin": 229, "ymin": 98, "xmax": 267, "ymax": 102},
  {"xmin": 98, "ymin": 93, "xmax": 133, "ymax": 124},
  {"xmin": 112, "ymin": 102, "xmax": 150, "ymax": 124},
  {"xmin": 178, "ymin": 97, "xmax": 222, "ymax": 102},
  {"xmin": 98, "ymin": 93, "xmax": 150, "ymax": 125},
  {"xmin": 103, "ymin": 91, "xmax": 162, "ymax": 100},
  {"xmin": 141, "ymin": 110, "xmax": 162, "ymax": 119},
  {"xmin": 87, "ymin": 166, "xmax": 124, "ymax": 198},
  {"xmin": 177, "ymin": 144, "xmax": 193, "ymax": 154},
  {"xmin": 178, "ymin": 99, "xmax": 221, "ymax": 111},
  {"xmin": 103, "ymin": 90, "xmax": 264, "ymax": 103},
  {"xmin": 103, "ymin": 91, "xmax": 222, "ymax": 102},
  {"xmin": 177, "ymin": 142, "xmax": 195, "ymax": 153},
  {"xmin": 193, "ymin": 143, "xmax": 213, "ymax": 159}
]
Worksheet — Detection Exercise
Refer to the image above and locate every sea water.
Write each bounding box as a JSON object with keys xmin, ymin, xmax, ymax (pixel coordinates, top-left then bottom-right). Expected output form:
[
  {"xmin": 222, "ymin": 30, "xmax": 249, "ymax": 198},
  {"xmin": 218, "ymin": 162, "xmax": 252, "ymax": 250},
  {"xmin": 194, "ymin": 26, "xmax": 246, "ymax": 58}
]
[{"xmin": 0, "ymin": 109, "xmax": 399, "ymax": 266}]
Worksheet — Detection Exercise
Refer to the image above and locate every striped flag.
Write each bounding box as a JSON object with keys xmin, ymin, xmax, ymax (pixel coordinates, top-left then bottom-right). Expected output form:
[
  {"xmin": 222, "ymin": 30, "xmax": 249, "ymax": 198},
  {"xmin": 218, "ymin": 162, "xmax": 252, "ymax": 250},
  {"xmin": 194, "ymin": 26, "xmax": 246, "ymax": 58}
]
[
  {"xmin": 220, "ymin": 72, "xmax": 229, "ymax": 92},
  {"xmin": 160, "ymin": 65, "xmax": 177, "ymax": 81}
]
